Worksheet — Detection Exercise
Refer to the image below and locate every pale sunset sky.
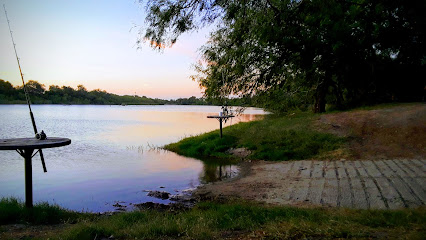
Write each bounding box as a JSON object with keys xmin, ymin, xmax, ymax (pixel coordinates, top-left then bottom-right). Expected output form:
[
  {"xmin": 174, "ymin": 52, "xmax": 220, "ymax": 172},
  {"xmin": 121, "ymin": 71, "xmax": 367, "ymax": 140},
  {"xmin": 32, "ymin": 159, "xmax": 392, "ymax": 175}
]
[{"xmin": 0, "ymin": 0, "xmax": 211, "ymax": 99}]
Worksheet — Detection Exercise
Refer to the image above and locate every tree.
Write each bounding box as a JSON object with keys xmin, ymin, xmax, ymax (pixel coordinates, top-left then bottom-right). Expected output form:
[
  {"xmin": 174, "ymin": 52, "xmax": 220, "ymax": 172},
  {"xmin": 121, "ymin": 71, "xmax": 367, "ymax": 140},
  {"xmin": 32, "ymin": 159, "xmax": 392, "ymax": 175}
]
[
  {"xmin": 0, "ymin": 79, "xmax": 15, "ymax": 95},
  {"xmin": 1, "ymin": 81, "xmax": 174, "ymax": 105},
  {"xmin": 24, "ymin": 80, "xmax": 46, "ymax": 95},
  {"xmin": 140, "ymin": 0, "xmax": 426, "ymax": 112},
  {"xmin": 140, "ymin": 0, "xmax": 223, "ymax": 49},
  {"xmin": 77, "ymin": 84, "xmax": 87, "ymax": 92}
]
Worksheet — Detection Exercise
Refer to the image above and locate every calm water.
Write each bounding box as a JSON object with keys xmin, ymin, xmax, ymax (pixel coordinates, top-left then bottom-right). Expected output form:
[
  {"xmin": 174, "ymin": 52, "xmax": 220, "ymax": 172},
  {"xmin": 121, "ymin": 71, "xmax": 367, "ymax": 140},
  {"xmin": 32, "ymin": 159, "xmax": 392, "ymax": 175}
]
[{"xmin": 0, "ymin": 105, "xmax": 264, "ymax": 212}]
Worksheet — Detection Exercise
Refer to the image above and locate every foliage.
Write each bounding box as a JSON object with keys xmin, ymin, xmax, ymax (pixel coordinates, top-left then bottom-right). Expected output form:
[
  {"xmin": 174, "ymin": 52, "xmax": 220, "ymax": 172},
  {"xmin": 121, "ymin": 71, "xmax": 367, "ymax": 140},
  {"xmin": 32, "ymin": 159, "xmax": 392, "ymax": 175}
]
[
  {"xmin": 0, "ymin": 79, "xmax": 255, "ymax": 106},
  {"xmin": 0, "ymin": 79, "xmax": 167, "ymax": 105},
  {"xmin": 140, "ymin": 0, "xmax": 426, "ymax": 113},
  {"xmin": 139, "ymin": 0, "xmax": 223, "ymax": 49},
  {"xmin": 165, "ymin": 112, "xmax": 344, "ymax": 161},
  {"xmin": 167, "ymin": 95, "xmax": 253, "ymax": 106},
  {"xmin": 168, "ymin": 95, "xmax": 208, "ymax": 105},
  {"xmin": 23, "ymin": 80, "xmax": 45, "ymax": 95}
]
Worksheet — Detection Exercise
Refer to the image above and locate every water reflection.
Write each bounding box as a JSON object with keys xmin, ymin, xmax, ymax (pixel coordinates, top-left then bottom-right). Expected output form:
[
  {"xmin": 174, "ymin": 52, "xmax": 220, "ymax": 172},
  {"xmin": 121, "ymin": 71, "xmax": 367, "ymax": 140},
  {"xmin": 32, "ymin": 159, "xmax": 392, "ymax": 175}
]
[
  {"xmin": 0, "ymin": 105, "xmax": 265, "ymax": 212},
  {"xmin": 200, "ymin": 164, "xmax": 239, "ymax": 183},
  {"xmin": 123, "ymin": 148, "xmax": 238, "ymax": 184}
]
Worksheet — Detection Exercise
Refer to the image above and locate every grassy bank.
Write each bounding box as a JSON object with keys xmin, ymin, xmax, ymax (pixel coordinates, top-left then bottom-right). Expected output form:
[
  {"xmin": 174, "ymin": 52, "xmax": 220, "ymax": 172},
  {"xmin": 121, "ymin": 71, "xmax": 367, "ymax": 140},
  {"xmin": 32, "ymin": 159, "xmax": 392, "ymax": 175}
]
[
  {"xmin": 0, "ymin": 198, "xmax": 89, "ymax": 225},
  {"xmin": 1, "ymin": 198, "xmax": 424, "ymax": 239},
  {"xmin": 165, "ymin": 112, "xmax": 344, "ymax": 161},
  {"xmin": 58, "ymin": 204, "xmax": 425, "ymax": 240}
]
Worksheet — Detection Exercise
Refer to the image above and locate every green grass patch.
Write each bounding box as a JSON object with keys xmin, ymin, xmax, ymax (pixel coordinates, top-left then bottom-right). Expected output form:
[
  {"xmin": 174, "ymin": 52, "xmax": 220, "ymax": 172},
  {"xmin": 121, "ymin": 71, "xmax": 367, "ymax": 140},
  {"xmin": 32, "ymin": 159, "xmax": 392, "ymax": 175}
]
[
  {"xmin": 1, "ymin": 199, "xmax": 424, "ymax": 239},
  {"xmin": 165, "ymin": 112, "xmax": 344, "ymax": 161},
  {"xmin": 0, "ymin": 197, "xmax": 89, "ymax": 225},
  {"xmin": 55, "ymin": 202, "xmax": 425, "ymax": 240}
]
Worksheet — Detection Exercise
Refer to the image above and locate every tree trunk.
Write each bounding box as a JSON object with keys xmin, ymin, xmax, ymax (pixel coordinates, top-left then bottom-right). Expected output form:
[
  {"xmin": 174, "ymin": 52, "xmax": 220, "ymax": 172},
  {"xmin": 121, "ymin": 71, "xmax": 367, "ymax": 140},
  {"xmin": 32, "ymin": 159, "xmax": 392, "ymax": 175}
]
[
  {"xmin": 314, "ymin": 85, "xmax": 326, "ymax": 113},
  {"xmin": 314, "ymin": 72, "xmax": 331, "ymax": 113},
  {"xmin": 334, "ymin": 81, "xmax": 344, "ymax": 110}
]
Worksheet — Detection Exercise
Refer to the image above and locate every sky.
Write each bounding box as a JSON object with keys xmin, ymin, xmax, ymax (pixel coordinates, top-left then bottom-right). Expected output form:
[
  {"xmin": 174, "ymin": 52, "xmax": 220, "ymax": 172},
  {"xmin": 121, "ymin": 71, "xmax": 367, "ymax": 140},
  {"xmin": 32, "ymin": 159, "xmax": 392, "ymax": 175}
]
[{"xmin": 0, "ymin": 0, "xmax": 212, "ymax": 99}]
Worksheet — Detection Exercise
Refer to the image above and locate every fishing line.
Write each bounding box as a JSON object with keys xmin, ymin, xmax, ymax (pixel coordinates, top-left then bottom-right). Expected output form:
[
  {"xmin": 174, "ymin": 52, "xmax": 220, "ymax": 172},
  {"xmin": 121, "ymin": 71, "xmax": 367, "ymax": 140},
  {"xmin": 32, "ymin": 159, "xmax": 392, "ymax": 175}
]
[{"xmin": 3, "ymin": 4, "xmax": 47, "ymax": 172}]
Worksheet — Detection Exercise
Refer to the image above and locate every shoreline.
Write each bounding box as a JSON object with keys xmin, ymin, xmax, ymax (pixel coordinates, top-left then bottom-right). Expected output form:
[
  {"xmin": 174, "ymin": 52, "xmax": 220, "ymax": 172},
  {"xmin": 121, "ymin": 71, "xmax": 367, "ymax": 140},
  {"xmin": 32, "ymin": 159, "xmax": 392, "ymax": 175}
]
[
  {"xmin": 188, "ymin": 104, "xmax": 426, "ymax": 209},
  {"xmin": 193, "ymin": 158, "xmax": 426, "ymax": 209}
]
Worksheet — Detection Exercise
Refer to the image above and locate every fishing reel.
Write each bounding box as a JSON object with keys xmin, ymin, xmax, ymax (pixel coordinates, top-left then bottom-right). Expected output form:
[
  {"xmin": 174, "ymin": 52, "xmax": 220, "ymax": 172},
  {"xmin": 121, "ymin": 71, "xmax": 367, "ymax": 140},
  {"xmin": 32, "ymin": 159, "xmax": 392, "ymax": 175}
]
[{"xmin": 35, "ymin": 130, "xmax": 47, "ymax": 140}]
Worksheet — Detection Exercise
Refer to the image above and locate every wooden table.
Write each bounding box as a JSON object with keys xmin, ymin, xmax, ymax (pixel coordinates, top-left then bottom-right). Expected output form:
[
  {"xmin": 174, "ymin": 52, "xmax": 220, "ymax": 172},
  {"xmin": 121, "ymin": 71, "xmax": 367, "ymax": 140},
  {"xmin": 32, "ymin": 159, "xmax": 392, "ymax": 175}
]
[
  {"xmin": 0, "ymin": 137, "xmax": 71, "ymax": 207},
  {"xmin": 207, "ymin": 115, "xmax": 235, "ymax": 138}
]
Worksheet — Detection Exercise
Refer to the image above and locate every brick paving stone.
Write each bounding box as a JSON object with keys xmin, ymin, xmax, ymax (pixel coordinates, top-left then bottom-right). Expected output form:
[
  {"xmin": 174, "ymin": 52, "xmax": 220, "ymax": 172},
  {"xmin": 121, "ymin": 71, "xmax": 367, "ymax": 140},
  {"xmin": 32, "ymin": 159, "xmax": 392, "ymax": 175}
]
[{"xmin": 245, "ymin": 160, "xmax": 425, "ymax": 209}]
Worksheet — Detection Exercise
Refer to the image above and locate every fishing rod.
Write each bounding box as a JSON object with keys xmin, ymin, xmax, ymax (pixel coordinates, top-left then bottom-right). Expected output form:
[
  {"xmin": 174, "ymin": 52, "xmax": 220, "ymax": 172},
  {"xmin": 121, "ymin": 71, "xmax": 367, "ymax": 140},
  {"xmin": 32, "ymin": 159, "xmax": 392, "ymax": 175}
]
[{"xmin": 3, "ymin": 4, "xmax": 47, "ymax": 172}]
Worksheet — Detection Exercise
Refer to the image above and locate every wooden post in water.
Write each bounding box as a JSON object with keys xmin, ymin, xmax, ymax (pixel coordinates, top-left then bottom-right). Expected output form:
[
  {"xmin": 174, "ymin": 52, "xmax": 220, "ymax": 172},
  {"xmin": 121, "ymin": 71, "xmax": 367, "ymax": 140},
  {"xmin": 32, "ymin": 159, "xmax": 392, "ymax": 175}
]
[
  {"xmin": 207, "ymin": 115, "xmax": 234, "ymax": 138},
  {"xmin": 219, "ymin": 118, "xmax": 223, "ymax": 138}
]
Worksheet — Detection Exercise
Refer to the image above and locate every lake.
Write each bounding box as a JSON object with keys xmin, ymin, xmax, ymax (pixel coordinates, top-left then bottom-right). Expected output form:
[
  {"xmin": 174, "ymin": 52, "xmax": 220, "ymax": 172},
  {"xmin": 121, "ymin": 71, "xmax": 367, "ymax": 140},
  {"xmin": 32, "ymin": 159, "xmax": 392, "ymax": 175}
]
[{"xmin": 0, "ymin": 105, "xmax": 265, "ymax": 212}]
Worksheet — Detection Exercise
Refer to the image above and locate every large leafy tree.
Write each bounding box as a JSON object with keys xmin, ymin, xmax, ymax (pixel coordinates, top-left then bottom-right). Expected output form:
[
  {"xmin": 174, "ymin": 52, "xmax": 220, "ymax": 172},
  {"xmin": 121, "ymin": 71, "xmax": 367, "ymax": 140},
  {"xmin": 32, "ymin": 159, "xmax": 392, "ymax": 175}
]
[{"xmin": 140, "ymin": 0, "xmax": 425, "ymax": 112}]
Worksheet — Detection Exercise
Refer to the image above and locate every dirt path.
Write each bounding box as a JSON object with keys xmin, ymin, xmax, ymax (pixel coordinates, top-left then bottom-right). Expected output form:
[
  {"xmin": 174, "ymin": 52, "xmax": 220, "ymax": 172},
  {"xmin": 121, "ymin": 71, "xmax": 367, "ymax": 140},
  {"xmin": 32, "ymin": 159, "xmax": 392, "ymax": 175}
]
[
  {"xmin": 318, "ymin": 104, "xmax": 426, "ymax": 159},
  {"xmin": 195, "ymin": 104, "xmax": 426, "ymax": 209}
]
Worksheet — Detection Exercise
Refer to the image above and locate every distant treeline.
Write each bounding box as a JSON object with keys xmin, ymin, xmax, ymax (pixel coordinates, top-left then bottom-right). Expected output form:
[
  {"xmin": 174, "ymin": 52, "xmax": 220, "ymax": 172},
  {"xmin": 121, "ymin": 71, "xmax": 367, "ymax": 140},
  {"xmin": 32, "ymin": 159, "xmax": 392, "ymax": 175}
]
[{"xmin": 0, "ymin": 79, "xmax": 251, "ymax": 106}]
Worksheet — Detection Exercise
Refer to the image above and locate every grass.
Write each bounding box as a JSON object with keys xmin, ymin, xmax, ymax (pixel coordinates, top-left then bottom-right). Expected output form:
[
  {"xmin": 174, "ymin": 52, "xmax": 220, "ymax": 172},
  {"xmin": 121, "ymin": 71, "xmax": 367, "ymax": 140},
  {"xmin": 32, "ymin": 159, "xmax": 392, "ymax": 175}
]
[
  {"xmin": 0, "ymin": 198, "xmax": 89, "ymax": 225},
  {"xmin": 1, "ymin": 199, "xmax": 424, "ymax": 239},
  {"xmin": 165, "ymin": 112, "xmax": 344, "ymax": 161}
]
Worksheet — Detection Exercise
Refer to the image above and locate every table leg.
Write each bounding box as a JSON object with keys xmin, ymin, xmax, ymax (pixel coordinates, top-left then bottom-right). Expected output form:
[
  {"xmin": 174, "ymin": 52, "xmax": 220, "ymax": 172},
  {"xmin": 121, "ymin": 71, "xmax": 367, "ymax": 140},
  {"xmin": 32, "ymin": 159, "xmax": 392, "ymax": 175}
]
[{"xmin": 23, "ymin": 149, "xmax": 34, "ymax": 208}]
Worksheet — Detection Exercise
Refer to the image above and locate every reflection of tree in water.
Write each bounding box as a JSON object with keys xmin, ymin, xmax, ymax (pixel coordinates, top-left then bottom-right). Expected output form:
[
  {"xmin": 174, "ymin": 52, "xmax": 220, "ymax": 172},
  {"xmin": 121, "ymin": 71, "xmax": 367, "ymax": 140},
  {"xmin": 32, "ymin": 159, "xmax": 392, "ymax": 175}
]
[{"xmin": 199, "ymin": 164, "xmax": 238, "ymax": 184}]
